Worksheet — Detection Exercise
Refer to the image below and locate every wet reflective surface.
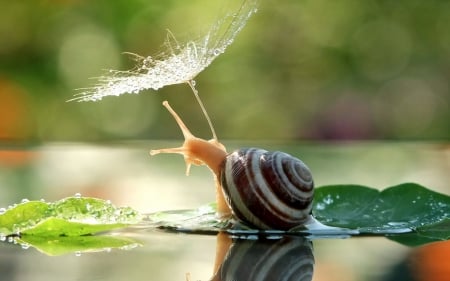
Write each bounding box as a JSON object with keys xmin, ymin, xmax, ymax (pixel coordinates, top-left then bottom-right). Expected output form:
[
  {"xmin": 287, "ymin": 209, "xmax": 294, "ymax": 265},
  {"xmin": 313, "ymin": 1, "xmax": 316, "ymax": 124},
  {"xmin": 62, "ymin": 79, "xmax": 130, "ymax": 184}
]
[{"xmin": 0, "ymin": 142, "xmax": 449, "ymax": 280}]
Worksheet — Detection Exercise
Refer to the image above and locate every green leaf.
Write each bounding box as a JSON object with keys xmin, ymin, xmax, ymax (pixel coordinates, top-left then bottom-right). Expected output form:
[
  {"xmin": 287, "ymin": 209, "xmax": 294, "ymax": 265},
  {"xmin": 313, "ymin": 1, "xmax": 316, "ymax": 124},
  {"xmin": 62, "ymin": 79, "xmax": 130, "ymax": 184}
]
[
  {"xmin": 17, "ymin": 234, "xmax": 140, "ymax": 256},
  {"xmin": 0, "ymin": 201, "xmax": 49, "ymax": 234},
  {"xmin": 0, "ymin": 197, "xmax": 140, "ymax": 237},
  {"xmin": 0, "ymin": 197, "xmax": 142, "ymax": 256},
  {"xmin": 22, "ymin": 218, "xmax": 129, "ymax": 237},
  {"xmin": 416, "ymin": 218, "xmax": 450, "ymax": 240},
  {"xmin": 313, "ymin": 183, "xmax": 450, "ymax": 242},
  {"xmin": 313, "ymin": 185, "xmax": 380, "ymax": 229}
]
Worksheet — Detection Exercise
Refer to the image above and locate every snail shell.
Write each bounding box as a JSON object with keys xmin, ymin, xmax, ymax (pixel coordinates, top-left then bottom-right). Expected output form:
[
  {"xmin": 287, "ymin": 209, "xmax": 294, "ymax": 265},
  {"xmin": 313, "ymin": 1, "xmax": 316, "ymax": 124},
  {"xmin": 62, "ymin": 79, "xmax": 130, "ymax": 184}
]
[
  {"xmin": 212, "ymin": 235, "xmax": 314, "ymax": 281},
  {"xmin": 150, "ymin": 101, "xmax": 314, "ymax": 230},
  {"xmin": 220, "ymin": 148, "xmax": 314, "ymax": 230}
]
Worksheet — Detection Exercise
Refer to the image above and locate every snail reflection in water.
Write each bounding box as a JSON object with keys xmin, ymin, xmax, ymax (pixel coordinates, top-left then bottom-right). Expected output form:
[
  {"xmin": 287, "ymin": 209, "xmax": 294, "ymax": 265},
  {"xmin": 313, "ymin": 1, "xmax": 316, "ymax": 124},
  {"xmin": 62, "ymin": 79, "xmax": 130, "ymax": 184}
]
[
  {"xmin": 210, "ymin": 233, "xmax": 314, "ymax": 281},
  {"xmin": 151, "ymin": 101, "xmax": 314, "ymax": 230}
]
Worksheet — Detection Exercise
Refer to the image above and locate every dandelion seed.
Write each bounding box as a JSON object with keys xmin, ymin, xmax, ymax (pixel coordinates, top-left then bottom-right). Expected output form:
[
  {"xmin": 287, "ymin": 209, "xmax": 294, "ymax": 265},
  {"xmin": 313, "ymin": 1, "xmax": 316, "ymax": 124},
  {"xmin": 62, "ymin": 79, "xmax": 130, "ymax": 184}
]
[
  {"xmin": 70, "ymin": 0, "xmax": 258, "ymax": 140},
  {"xmin": 69, "ymin": 0, "xmax": 259, "ymax": 103}
]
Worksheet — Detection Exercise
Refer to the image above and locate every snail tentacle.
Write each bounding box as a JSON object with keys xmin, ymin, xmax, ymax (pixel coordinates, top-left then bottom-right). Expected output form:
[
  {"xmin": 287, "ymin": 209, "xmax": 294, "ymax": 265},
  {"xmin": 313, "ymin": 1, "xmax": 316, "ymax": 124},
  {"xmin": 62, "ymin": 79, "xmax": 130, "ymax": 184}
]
[{"xmin": 150, "ymin": 101, "xmax": 230, "ymax": 216}]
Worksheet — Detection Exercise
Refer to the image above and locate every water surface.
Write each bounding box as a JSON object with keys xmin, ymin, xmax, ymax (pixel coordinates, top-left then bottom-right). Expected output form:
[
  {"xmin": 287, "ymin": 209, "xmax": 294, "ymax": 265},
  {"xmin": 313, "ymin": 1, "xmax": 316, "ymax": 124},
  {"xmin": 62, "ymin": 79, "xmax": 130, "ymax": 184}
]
[{"xmin": 0, "ymin": 142, "xmax": 449, "ymax": 280}]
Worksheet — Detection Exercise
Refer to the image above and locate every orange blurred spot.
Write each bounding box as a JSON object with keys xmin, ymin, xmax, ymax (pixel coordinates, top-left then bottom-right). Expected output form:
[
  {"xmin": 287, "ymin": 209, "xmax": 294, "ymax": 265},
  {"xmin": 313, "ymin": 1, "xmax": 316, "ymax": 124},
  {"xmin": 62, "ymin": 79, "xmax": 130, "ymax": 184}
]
[
  {"xmin": 414, "ymin": 240, "xmax": 450, "ymax": 281},
  {"xmin": 0, "ymin": 78, "xmax": 31, "ymax": 140},
  {"xmin": 0, "ymin": 150, "xmax": 36, "ymax": 167}
]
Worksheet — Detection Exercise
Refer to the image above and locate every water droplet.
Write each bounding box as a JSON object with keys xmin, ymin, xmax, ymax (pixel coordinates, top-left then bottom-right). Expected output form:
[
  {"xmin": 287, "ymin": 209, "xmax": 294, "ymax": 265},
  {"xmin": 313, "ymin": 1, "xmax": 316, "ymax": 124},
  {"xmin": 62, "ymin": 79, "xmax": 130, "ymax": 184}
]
[
  {"xmin": 0, "ymin": 208, "xmax": 6, "ymax": 215},
  {"xmin": 316, "ymin": 203, "xmax": 326, "ymax": 210},
  {"xmin": 74, "ymin": 193, "xmax": 82, "ymax": 199},
  {"xmin": 323, "ymin": 195, "xmax": 333, "ymax": 205},
  {"xmin": 21, "ymin": 198, "xmax": 29, "ymax": 203},
  {"xmin": 21, "ymin": 243, "xmax": 30, "ymax": 250},
  {"xmin": 121, "ymin": 243, "xmax": 140, "ymax": 251},
  {"xmin": 75, "ymin": 251, "xmax": 82, "ymax": 257},
  {"xmin": 387, "ymin": 221, "xmax": 407, "ymax": 227}
]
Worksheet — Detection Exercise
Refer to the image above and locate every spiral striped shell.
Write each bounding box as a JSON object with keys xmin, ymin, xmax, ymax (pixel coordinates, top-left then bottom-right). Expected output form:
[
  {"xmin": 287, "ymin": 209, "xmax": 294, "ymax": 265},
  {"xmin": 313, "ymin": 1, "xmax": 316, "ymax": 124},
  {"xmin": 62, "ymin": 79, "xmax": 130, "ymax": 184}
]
[
  {"xmin": 215, "ymin": 237, "xmax": 314, "ymax": 281},
  {"xmin": 219, "ymin": 148, "xmax": 314, "ymax": 230}
]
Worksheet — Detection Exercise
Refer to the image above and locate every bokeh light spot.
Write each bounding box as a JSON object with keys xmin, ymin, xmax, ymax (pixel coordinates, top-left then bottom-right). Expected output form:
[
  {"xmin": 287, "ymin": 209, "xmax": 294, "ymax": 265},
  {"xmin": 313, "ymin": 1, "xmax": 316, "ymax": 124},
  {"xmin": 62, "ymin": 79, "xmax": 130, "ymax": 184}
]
[
  {"xmin": 375, "ymin": 78, "xmax": 439, "ymax": 138},
  {"xmin": 58, "ymin": 26, "xmax": 121, "ymax": 88},
  {"xmin": 351, "ymin": 20, "xmax": 412, "ymax": 81}
]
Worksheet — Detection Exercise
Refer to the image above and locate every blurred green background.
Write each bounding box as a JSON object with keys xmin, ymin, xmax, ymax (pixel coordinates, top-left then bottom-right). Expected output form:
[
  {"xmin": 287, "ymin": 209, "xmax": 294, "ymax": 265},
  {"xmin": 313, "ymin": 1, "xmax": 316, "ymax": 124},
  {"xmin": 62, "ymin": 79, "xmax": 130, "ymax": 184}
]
[{"xmin": 0, "ymin": 0, "xmax": 449, "ymax": 142}]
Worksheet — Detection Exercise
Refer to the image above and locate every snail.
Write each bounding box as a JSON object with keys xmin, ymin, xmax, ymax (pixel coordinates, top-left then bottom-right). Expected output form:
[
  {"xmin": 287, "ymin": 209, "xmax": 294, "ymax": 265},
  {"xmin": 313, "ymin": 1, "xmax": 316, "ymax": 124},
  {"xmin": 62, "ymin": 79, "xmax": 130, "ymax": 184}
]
[{"xmin": 150, "ymin": 101, "xmax": 314, "ymax": 230}]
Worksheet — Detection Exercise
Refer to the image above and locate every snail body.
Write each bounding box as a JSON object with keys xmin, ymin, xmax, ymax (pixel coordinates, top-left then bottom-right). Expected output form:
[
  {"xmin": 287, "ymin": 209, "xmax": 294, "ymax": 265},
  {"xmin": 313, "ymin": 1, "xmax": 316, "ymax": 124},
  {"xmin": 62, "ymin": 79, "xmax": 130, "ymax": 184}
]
[{"xmin": 150, "ymin": 101, "xmax": 314, "ymax": 230}]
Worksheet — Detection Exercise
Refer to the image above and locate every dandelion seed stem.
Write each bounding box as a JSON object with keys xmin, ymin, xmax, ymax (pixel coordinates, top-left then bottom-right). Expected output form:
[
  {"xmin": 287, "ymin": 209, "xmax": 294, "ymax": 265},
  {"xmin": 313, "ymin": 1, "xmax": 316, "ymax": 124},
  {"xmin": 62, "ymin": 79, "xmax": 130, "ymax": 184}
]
[{"xmin": 187, "ymin": 80, "xmax": 218, "ymax": 141}]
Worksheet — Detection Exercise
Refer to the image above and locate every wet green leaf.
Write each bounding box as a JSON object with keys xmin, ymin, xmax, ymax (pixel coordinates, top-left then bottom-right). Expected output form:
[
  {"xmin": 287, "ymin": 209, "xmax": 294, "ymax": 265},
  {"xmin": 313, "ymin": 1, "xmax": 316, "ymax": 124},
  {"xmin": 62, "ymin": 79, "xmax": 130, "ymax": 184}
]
[
  {"xmin": 17, "ymin": 234, "xmax": 140, "ymax": 256},
  {"xmin": 22, "ymin": 218, "xmax": 128, "ymax": 237},
  {"xmin": 313, "ymin": 183, "xmax": 450, "ymax": 243},
  {"xmin": 0, "ymin": 201, "xmax": 49, "ymax": 234},
  {"xmin": 415, "ymin": 218, "xmax": 450, "ymax": 241},
  {"xmin": 0, "ymin": 197, "xmax": 142, "ymax": 256},
  {"xmin": 0, "ymin": 197, "xmax": 140, "ymax": 237}
]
